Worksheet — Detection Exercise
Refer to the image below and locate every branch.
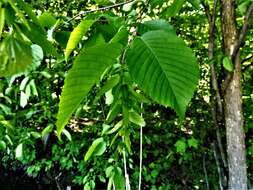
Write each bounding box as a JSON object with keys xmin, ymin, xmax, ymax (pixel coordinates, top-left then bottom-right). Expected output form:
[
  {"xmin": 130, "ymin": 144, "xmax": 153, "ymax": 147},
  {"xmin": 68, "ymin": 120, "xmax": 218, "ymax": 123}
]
[
  {"xmin": 242, "ymin": 54, "xmax": 253, "ymax": 64},
  {"xmin": 200, "ymin": 0, "xmax": 211, "ymax": 23},
  {"xmin": 67, "ymin": 0, "xmax": 136, "ymax": 22},
  {"xmin": 232, "ymin": 2, "xmax": 253, "ymax": 58}
]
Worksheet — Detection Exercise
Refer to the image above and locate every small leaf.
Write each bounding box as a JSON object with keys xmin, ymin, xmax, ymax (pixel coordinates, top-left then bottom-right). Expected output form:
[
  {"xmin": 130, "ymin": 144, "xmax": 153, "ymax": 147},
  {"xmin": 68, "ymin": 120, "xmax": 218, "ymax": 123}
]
[
  {"xmin": 175, "ymin": 139, "xmax": 187, "ymax": 154},
  {"xmin": 62, "ymin": 129, "xmax": 72, "ymax": 141},
  {"xmin": 0, "ymin": 7, "xmax": 5, "ymax": 38},
  {"xmin": 106, "ymin": 120, "xmax": 123, "ymax": 134},
  {"xmin": 15, "ymin": 143, "xmax": 23, "ymax": 160},
  {"xmin": 41, "ymin": 125, "xmax": 53, "ymax": 138},
  {"xmin": 20, "ymin": 76, "xmax": 30, "ymax": 91},
  {"xmin": 20, "ymin": 91, "xmax": 28, "ymax": 108},
  {"xmin": 129, "ymin": 110, "xmax": 145, "ymax": 127},
  {"xmin": 38, "ymin": 12, "xmax": 57, "ymax": 28},
  {"xmin": 105, "ymin": 90, "xmax": 114, "ymax": 105},
  {"xmin": 84, "ymin": 137, "xmax": 106, "ymax": 162},
  {"xmin": 65, "ymin": 20, "xmax": 96, "ymax": 61},
  {"xmin": 94, "ymin": 74, "xmax": 120, "ymax": 103},
  {"xmin": 30, "ymin": 132, "xmax": 41, "ymax": 139},
  {"xmin": 188, "ymin": 137, "xmax": 199, "ymax": 149},
  {"xmin": 223, "ymin": 56, "xmax": 234, "ymax": 72},
  {"xmin": 31, "ymin": 44, "xmax": 43, "ymax": 70},
  {"xmin": 0, "ymin": 140, "xmax": 6, "ymax": 150}
]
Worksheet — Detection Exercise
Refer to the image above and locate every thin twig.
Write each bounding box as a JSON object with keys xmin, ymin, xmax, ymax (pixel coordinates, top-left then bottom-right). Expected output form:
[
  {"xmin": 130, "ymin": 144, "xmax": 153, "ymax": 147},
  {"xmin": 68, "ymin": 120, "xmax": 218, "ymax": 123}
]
[
  {"xmin": 232, "ymin": 2, "xmax": 253, "ymax": 58},
  {"xmin": 212, "ymin": 143, "xmax": 224, "ymax": 190},
  {"xmin": 67, "ymin": 0, "xmax": 136, "ymax": 22},
  {"xmin": 203, "ymin": 154, "xmax": 210, "ymax": 190},
  {"xmin": 138, "ymin": 103, "xmax": 143, "ymax": 190}
]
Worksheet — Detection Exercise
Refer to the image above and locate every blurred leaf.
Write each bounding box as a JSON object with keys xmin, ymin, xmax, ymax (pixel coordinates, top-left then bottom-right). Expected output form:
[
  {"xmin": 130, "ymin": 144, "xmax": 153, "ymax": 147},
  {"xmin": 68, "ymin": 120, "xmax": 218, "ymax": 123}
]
[
  {"xmin": 62, "ymin": 129, "xmax": 72, "ymax": 141},
  {"xmin": 0, "ymin": 6, "xmax": 5, "ymax": 38},
  {"xmin": 129, "ymin": 110, "xmax": 145, "ymax": 127},
  {"xmin": 0, "ymin": 36, "xmax": 32, "ymax": 77},
  {"xmin": 20, "ymin": 91, "xmax": 28, "ymax": 108},
  {"xmin": 15, "ymin": 143, "xmax": 23, "ymax": 160},
  {"xmin": 165, "ymin": 0, "xmax": 186, "ymax": 17},
  {"xmin": 41, "ymin": 125, "xmax": 53, "ymax": 138},
  {"xmin": 188, "ymin": 137, "xmax": 199, "ymax": 149},
  {"xmin": 84, "ymin": 137, "xmax": 107, "ymax": 162},
  {"xmin": 0, "ymin": 140, "xmax": 6, "ymax": 150},
  {"xmin": 175, "ymin": 139, "xmax": 187, "ymax": 154},
  {"xmin": 38, "ymin": 12, "xmax": 57, "ymax": 29},
  {"xmin": 223, "ymin": 56, "xmax": 233, "ymax": 72}
]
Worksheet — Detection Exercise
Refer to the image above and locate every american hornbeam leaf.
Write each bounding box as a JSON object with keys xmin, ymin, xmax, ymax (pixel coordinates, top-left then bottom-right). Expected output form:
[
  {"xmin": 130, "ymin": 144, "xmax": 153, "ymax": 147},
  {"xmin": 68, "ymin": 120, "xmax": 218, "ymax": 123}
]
[
  {"xmin": 126, "ymin": 30, "xmax": 199, "ymax": 118},
  {"xmin": 56, "ymin": 43, "xmax": 122, "ymax": 136},
  {"xmin": 65, "ymin": 19, "xmax": 96, "ymax": 61}
]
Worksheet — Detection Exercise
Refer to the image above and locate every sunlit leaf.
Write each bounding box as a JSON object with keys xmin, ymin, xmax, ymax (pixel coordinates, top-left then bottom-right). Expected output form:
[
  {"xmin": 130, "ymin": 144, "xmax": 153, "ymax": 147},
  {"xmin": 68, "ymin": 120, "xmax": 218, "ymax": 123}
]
[{"xmin": 126, "ymin": 30, "xmax": 199, "ymax": 118}]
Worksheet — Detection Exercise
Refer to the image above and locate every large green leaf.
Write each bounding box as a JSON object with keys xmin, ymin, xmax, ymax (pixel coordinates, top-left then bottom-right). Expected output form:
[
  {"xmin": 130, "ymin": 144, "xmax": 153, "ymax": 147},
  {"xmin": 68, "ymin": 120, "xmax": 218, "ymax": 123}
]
[
  {"xmin": 65, "ymin": 20, "xmax": 95, "ymax": 61},
  {"xmin": 126, "ymin": 30, "xmax": 199, "ymax": 118},
  {"xmin": 56, "ymin": 43, "xmax": 122, "ymax": 135}
]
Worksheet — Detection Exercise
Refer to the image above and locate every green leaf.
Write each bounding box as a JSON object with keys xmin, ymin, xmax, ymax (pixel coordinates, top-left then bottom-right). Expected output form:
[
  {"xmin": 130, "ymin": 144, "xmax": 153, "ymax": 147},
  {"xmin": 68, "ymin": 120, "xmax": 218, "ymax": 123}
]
[
  {"xmin": 65, "ymin": 20, "xmax": 96, "ymax": 61},
  {"xmin": 84, "ymin": 137, "xmax": 106, "ymax": 162},
  {"xmin": 126, "ymin": 30, "xmax": 199, "ymax": 118},
  {"xmin": 114, "ymin": 167, "xmax": 125, "ymax": 190},
  {"xmin": 137, "ymin": 19, "xmax": 175, "ymax": 35},
  {"xmin": 0, "ymin": 36, "xmax": 32, "ymax": 77},
  {"xmin": 56, "ymin": 43, "xmax": 122, "ymax": 136},
  {"xmin": 19, "ymin": 23, "xmax": 56, "ymax": 55},
  {"xmin": 31, "ymin": 44, "xmax": 43, "ymax": 70},
  {"xmin": 15, "ymin": 143, "xmax": 23, "ymax": 160},
  {"xmin": 129, "ymin": 110, "xmax": 145, "ymax": 127},
  {"xmin": 41, "ymin": 125, "xmax": 53, "ymax": 138},
  {"xmin": 0, "ymin": 140, "xmax": 6, "ymax": 150},
  {"xmin": 20, "ymin": 76, "xmax": 30, "ymax": 91},
  {"xmin": 20, "ymin": 91, "xmax": 28, "ymax": 108},
  {"xmin": 110, "ymin": 26, "xmax": 129, "ymax": 45},
  {"xmin": 16, "ymin": 0, "xmax": 42, "ymax": 27},
  {"xmin": 165, "ymin": 0, "xmax": 186, "ymax": 17},
  {"xmin": 38, "ymin": 12, "xmax": 57, "ymax": 28},
  {"xmin": 62, "ymin": 129, "xmax": 72, "ymax": 141},
  {"xmin": 0, "ymin": 7, "xmax": 5, "ymax": 38},
  {"xmin": 188, "ymin": 137, "xmax": 199, "ymax": 149},
  {"xmin": 29, "ymin": 79, "xmax": 38, "ymax": 97},
  {"xmin": 175, "ymin": 139, "xmax": 187, "ymax": 154},
  {"xmin": 223, "ymin": 56, "xmax": 234, "ymax": 72},
  {"xmin": 94, "ymin": 74, "xmax": 120, "ymax": 103}
]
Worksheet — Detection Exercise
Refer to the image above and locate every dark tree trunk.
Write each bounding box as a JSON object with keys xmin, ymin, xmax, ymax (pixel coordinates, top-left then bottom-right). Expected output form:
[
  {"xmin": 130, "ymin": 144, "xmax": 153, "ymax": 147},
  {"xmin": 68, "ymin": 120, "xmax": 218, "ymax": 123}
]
[{"xmin": 221, "ymin": 0, "xmax": 247, "ymax": 189}]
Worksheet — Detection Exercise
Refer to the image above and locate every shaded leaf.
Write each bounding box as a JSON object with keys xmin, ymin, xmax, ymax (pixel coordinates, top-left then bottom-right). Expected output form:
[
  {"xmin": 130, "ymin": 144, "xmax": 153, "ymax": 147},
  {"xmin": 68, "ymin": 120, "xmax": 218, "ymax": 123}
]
[{"xmin": 56, "ymin": 43, "xmax": 122, "ymax": 136}]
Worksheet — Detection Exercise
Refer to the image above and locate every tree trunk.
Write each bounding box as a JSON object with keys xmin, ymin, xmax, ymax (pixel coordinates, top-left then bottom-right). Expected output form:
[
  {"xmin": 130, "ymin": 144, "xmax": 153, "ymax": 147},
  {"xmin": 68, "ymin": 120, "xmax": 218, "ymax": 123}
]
[{"xmin": 221, "ymin": 0, "xmax": 247, "ymax": 189}]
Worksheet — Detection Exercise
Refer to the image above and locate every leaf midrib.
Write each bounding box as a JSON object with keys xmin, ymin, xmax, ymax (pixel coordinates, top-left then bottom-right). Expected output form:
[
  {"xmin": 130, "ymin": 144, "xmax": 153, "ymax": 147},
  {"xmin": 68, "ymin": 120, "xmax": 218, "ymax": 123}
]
[{"xmin": 139, "ymin": 36, "xmax": 179, "ymax": 110}]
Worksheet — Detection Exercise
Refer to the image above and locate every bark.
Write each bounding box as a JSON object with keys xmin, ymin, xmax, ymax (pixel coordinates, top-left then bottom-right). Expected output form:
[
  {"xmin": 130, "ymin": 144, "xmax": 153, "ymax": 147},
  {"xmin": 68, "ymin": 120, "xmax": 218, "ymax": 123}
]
[{"xmin": 221, "ymin": 0, "xmax": 247, "ymax": 189}]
